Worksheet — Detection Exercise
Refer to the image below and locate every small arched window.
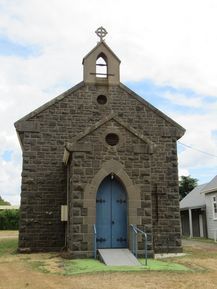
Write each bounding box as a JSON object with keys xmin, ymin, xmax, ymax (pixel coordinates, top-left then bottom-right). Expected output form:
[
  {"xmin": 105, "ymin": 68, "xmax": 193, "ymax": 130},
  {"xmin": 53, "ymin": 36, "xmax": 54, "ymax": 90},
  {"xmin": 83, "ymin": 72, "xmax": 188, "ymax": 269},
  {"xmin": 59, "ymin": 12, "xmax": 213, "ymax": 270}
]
[{"xmin": 96, "ymin": 53, "xmax": 107, "ymax": 78}]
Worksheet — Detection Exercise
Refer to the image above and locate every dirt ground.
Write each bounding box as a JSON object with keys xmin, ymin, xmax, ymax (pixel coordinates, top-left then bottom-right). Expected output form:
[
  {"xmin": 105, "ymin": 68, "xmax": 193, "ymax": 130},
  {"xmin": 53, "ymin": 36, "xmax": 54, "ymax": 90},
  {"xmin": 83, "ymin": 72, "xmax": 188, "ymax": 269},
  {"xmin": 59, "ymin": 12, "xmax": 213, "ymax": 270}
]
[
  {"xmin": 1, "ymin": 233, "xmax": 217, "ymax": 289},
  {"xmin": 0, "ymin": 231, "xmax": 18, "ymax": 239}
]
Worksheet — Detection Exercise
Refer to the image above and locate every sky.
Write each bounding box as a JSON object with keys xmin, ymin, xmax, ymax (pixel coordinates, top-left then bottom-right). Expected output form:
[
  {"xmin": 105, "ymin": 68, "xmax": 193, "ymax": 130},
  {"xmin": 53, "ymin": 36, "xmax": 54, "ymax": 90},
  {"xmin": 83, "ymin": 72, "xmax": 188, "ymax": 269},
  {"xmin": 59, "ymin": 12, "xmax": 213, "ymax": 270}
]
[{"xmin": 0, "ymin": 0, "xmax": 217, "ymax": 205}]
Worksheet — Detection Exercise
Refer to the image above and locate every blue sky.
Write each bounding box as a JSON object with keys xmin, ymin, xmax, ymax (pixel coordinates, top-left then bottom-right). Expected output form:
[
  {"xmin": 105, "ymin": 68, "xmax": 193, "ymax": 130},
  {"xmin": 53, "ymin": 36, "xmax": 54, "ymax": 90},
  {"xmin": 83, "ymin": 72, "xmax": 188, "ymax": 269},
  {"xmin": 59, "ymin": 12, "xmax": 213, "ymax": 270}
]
[
  {"xmin": 0, "ymin": 0, "xmax": 217, "ymax": 204},
  {"xmin": 0, "ymin": 35, "xmax": 40, "ymax": 57},
  {"xmin": 2, "ymin": 150, "xmax": 13, "ymax": 161},
  {"xmin": 125, "ymin": 80, "xmax": 217, "ymax": 184},
  {"xmin": 126, "ymin": 80, "xmax": 201, "ymax": 114}
]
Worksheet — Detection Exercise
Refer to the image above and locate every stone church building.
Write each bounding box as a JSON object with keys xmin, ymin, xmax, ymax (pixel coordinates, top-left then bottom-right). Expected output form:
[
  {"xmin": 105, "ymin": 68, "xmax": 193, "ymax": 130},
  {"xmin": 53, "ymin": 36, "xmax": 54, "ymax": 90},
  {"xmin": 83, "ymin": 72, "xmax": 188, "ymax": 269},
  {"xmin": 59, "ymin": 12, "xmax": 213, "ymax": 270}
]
[{"xmin": 15, "ymin": 28, "xmax": 185, "ymax": 258}]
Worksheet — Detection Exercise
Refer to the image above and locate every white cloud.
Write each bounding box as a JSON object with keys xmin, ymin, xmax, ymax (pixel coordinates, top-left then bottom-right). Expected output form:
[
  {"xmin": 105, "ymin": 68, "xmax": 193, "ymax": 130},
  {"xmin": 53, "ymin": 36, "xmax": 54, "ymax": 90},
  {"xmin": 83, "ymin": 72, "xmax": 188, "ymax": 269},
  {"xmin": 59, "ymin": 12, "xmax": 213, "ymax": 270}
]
[
  {"xmin": 178, "ymin": 169, "xmax": 190, "ymax": 178},
  {"xmin": 169, "ymin": 109, "xmax": 217, "ymax": 179},
  {"xmin": 163, "ymin": 91, "xmax": 204, "ymax": 108},
  {"xmin": 0, "ymin": 131, "xmax": 22, "ymax": 205},
  {"xmin": 1, "ymin": 0, "xmax": 217, "ymax": 95},
  {"xmin": 0, "ymin": 158, "xmax": 21, "ymax": 205},
  {"xmin": 1, "ymin": 0, "xmax": 217, "ymax": 203}
]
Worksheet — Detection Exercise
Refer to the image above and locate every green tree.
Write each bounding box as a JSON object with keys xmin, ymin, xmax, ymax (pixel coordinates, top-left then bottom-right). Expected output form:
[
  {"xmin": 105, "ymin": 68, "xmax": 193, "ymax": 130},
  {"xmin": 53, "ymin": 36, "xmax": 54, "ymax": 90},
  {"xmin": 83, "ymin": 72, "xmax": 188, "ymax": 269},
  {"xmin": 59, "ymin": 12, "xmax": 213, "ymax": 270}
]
[
  {"xmin": 0, "ymin": 209, "xmax": 19, "ymax": 230},
  {"xmin": 179, "ymin": 175, "xmax": 198, "ymax": 200},
  {"xmin": 0, "ymin": 196, "xmax": 11, "ymax": 206}
]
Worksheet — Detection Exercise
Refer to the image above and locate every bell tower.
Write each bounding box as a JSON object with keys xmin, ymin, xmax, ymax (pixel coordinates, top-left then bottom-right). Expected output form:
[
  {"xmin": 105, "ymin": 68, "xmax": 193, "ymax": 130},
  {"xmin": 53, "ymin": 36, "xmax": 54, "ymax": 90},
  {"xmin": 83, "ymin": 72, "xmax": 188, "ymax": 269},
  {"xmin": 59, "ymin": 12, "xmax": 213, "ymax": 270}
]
[{"xmin": 82, "ymin": 27, "xmax": 121, "ymax": 85}]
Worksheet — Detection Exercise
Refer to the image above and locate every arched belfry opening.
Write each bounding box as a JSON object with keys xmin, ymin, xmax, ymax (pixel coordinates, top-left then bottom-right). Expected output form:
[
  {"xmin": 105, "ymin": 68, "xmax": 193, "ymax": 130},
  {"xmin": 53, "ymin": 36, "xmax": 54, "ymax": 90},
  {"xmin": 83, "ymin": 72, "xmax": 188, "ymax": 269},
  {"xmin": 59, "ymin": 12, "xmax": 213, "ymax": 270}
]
[
  {"xmin": 96, "ymin": 53, "xmax": 108, "ymax": 78},
  {"xmin": 96, "ymin": 174, "xmax": 128, "ymax": 248},
  {"xmin": 82, "ymin": 28, "xmax": 121, "ymax": 84}
]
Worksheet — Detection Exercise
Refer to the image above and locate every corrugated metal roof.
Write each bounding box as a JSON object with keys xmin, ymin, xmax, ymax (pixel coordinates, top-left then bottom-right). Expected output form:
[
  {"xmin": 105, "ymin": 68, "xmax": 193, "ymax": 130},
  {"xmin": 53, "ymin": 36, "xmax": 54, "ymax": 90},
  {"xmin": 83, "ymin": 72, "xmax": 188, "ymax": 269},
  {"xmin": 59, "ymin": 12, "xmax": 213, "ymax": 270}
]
[
  {"xmin": 180, "ymin": 183, "xmax": 207, "ymax": 209},
  {"xmin": 202, "ymin": 175, "xmax": 217, "ymax": 194}
]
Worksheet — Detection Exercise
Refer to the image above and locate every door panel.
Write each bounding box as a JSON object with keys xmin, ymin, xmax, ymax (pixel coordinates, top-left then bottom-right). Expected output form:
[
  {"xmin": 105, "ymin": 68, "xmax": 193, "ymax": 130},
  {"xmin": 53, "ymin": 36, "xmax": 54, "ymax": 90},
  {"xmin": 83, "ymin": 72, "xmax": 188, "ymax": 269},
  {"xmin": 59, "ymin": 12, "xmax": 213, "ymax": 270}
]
[
  {"xmin": 111, "ymin": 180, "xmax": 127, "ymax": 247},
  {"xmin": 96, "ymin": 175, "xmax": 127, "ymax": 249},
  {"xmin": 96, "ymin": 177, "xmax": 111, "ymax": 248}
]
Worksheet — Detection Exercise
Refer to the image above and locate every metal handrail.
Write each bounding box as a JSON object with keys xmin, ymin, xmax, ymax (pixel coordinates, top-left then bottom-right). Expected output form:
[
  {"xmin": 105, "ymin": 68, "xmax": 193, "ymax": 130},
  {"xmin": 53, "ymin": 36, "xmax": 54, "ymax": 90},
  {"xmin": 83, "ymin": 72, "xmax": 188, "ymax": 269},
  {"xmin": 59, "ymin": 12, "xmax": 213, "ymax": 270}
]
[
  {"xmin": 131, "ymin": 224, "xmax": 138, "ymax": 257},
  {"xmin": 93, "ymin": 224, "xmax": 97, "ymax": 259},
  {"xmin": 130, "ymin": 224, "xmax": 148, "ymax": 266}
]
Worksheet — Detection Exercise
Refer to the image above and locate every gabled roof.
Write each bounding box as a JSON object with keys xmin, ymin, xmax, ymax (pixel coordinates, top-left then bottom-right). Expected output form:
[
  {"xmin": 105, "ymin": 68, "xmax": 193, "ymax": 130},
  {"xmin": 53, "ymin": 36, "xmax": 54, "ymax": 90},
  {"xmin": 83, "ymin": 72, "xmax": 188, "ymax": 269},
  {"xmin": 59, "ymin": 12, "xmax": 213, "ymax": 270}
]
[
  {"xmin": 14, "ymin": 38, "xmax": 185, "ymax": 137},
  {"xmin": 120, "ymin": 83, "xmax": 185, "ymax": 136},
  {"xmin": 14, "ymin": 80, "xmax": 185, "ymax": 139},
  {"xmin": 180, "ymin": 175, "xmax": 217, "ymax": 210},
  {"xmin": 82, "ymin": 41, "xmax": 121, "ymax": 64},
  {"xmin": 180, "ymin": 183, "xmax": 207, "ymax": 210},
  {"xmin": 14, "ymin": 82, "xmax": 84, "ymax": 125},
  {"xmin": 202, "ymin": 175, "xmax": 217, "ymax": 194}
]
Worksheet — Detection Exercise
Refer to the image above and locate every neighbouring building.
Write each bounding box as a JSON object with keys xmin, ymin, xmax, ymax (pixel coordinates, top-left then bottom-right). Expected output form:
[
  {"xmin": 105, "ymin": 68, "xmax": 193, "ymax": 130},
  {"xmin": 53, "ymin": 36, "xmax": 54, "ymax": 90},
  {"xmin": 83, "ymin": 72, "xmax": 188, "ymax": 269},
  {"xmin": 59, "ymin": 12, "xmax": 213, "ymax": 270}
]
[
  {"xmin": 180, "ymin": 175, "xmax": 217, "ymax": 241},
  {"xmin": 203, "ymin": 175, "xmax": 217, "ymax": 241},
  {"xmin": 180, "ymin": 184, "xmax": 208, "ymax": 238},
  {"xmin": 15, "ymin": 28, "xmax": 185, "ymax": 258}
]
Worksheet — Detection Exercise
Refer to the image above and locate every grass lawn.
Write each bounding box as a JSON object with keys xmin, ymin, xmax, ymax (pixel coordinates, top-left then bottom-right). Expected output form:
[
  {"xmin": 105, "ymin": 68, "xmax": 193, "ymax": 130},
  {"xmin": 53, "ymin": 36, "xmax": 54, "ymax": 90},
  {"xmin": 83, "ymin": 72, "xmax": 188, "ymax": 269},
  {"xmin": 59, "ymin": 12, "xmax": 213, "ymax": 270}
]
[
  {"xmin": 0, "ymin": 238, "xmax": 18, "ymax": 256},
  {"xmin": 183, "ymin": 237, "xmax": 217, "ymax": 244},
  {"xmin": 64, "ymin": 258, "xmax": 190, "ymax": 275},
  {"xmin": 0, "ymin": 235, "xmax": 190, "ymax": 274},
  {"xmin": 1, "ymin": 233, "xmax": 217, "ymax": 289}
]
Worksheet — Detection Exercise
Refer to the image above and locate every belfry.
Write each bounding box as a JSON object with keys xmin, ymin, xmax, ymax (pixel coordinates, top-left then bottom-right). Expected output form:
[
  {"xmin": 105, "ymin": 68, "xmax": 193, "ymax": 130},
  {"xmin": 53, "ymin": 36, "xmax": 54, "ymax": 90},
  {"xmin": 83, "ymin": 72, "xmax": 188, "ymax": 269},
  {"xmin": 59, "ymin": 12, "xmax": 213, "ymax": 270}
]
[{"xmin": 15, "ymin": 28, "xmax": 185, "ymax": 258}]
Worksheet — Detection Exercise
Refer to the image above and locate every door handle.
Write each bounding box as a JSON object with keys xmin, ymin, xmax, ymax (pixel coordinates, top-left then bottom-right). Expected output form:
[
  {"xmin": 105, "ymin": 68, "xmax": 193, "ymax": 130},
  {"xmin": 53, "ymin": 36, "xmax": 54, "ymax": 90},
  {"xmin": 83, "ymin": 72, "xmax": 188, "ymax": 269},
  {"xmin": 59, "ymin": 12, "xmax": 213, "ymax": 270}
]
[{"xmin": 112, "ymin": 221, "xmax": 115, "ymax": 225}]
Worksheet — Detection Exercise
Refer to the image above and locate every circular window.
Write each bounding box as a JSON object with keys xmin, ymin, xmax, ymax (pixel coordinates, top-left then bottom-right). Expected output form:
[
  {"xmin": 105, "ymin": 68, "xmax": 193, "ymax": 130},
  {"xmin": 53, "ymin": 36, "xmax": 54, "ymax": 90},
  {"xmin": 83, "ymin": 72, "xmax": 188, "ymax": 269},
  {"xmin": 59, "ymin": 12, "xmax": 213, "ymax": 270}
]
[
  {"xmin": 105, "ymin": 133, "xmax": 119, "ymax": 146},
  {"xmin": 97, "ymin": 95, "xmax": 107, "ymax": 105}
]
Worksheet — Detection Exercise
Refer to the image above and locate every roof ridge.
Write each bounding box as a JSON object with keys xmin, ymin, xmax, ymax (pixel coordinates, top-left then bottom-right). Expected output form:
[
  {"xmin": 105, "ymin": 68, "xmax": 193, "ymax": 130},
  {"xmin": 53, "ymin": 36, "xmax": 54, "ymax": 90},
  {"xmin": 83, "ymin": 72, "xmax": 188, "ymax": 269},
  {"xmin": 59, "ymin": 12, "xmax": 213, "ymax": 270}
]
[
  {"xmin": 201, "ymin": 175, "xmax": 217, "ymax": 194},
  {"xmin": 82, "ymin": 41, "xmax": 121, "ymax": 64},
  {"xmin": 14, "ymin": 81, "xmax": 84, "ymax": 126},
  {"xmin": 119, "ymin": 83, "xmax": 185, "ymax": 136}
]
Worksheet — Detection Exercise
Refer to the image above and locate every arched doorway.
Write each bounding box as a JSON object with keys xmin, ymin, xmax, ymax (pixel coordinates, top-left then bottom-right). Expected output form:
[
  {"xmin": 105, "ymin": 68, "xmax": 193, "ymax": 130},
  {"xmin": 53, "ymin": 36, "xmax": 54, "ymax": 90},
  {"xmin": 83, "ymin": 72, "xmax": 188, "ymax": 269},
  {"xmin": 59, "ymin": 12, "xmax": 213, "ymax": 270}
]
[{"xmin": 96, "ymin": 175, "xmax": 127, "ymax": 248}]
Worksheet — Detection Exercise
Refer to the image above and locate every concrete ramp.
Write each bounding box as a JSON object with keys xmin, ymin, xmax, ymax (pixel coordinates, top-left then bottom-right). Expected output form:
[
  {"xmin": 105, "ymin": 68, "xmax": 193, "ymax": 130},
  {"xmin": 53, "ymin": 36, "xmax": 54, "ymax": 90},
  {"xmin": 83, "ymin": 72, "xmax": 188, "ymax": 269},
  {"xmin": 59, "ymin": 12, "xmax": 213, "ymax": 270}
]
[{"xmin": 98, "ymin": 248, "xmax": 141, "ymax": 266}]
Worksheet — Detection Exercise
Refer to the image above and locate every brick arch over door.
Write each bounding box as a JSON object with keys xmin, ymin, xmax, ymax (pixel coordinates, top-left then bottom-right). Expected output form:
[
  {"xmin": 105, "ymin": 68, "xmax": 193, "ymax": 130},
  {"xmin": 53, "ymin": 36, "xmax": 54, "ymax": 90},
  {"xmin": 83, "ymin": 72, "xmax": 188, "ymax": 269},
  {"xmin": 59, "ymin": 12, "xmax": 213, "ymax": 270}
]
[{"xmin": 83, "ymin": 159, "xmax": 142, "ymax": 229}]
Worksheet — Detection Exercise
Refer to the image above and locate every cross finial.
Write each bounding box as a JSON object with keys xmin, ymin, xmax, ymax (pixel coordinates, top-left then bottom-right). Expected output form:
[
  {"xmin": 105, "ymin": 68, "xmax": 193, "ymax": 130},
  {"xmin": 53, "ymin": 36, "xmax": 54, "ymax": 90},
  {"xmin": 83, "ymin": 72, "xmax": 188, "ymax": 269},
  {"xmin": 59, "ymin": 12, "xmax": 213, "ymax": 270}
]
[{"xmin": 95, "ymin": 26, "xmax": 108, "ymax": 42}]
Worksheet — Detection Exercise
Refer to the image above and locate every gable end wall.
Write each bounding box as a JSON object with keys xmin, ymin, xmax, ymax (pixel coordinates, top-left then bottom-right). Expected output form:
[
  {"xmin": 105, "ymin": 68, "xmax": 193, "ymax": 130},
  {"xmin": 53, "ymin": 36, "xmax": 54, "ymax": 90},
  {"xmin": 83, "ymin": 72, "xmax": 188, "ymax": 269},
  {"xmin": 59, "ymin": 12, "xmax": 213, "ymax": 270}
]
[{"xmin": 18, "ymin": 83, "xmax": 182, "ymax": 254}]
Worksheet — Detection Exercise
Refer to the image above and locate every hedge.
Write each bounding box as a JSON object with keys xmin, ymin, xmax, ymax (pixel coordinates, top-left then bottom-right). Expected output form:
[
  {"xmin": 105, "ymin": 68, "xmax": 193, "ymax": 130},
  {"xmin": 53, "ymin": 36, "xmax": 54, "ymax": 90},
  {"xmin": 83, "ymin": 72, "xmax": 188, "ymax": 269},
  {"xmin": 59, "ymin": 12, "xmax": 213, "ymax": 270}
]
[{"xmin": 0, "ymin": 209, "xmax": 20, "ymax": 230}]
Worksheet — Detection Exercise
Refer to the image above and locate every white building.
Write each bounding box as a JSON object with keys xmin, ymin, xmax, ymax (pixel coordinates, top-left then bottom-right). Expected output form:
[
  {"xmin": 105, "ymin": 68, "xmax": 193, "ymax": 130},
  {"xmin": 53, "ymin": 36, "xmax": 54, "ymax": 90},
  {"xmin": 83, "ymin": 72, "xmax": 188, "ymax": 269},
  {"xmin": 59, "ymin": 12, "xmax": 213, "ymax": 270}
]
[{"xmin": 180, "ymin": 175, "xmax": 217, "ymax": 242}]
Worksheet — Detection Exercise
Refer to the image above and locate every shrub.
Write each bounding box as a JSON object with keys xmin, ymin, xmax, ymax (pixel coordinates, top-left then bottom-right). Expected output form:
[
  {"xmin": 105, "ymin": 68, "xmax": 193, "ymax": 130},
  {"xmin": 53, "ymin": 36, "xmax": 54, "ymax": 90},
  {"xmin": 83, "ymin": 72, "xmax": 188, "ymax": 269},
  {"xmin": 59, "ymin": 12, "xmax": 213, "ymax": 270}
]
[{"xmin": 0, "ymin": 209, "xmax": 20, "ymax": 230}]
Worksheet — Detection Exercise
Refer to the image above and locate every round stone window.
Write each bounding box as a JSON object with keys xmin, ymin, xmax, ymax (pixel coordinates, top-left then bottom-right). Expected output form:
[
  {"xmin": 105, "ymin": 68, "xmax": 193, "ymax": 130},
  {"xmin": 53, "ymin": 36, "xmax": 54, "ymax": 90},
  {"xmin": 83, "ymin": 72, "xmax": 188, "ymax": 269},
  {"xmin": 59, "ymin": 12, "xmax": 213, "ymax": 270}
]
[
  {"xmin": 105, "ymin": 133, "xmax": 119, "ymax": 146},
  {"xmin": 97, "ymin": 95, "xmax": 107, "ymax": 105}
]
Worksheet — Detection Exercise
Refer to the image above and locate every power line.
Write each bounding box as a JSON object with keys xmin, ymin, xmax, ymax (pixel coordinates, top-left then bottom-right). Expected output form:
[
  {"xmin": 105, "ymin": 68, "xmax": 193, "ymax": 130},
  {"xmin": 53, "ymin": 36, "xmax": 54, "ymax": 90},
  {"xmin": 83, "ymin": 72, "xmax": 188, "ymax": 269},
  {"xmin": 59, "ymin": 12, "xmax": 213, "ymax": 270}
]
[{"xmin": 178, "ymin": 141, "xmax": 217, "ymax": 158}]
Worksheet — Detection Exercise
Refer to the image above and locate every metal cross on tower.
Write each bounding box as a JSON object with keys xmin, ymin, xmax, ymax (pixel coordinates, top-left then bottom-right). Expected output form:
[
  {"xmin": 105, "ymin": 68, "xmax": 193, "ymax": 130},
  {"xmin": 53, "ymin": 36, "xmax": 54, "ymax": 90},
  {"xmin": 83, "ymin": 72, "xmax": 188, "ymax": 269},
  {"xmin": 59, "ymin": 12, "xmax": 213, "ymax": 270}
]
[{"xmin": 95, "ymin": 26, "xmax": 108, "ymax": 42}]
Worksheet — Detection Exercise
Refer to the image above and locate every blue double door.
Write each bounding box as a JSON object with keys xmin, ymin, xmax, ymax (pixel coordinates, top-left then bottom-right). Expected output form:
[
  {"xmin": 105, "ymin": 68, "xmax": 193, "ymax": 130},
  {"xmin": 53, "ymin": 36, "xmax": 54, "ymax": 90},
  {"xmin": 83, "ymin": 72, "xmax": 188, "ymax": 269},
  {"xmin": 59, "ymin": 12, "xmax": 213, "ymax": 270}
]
[{"xmin": 96, "ymin": 175, "xmax": 127, "ymax": 248}]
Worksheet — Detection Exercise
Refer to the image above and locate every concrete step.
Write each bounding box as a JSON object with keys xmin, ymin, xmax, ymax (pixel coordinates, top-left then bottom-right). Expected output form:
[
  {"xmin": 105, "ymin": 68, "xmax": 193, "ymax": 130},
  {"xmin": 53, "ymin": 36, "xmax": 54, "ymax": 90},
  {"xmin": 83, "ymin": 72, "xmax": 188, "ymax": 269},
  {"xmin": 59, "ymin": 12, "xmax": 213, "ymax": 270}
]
[{"xmin": 98, "ymin": 248, "xmax": 141, "ymax": 266}]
